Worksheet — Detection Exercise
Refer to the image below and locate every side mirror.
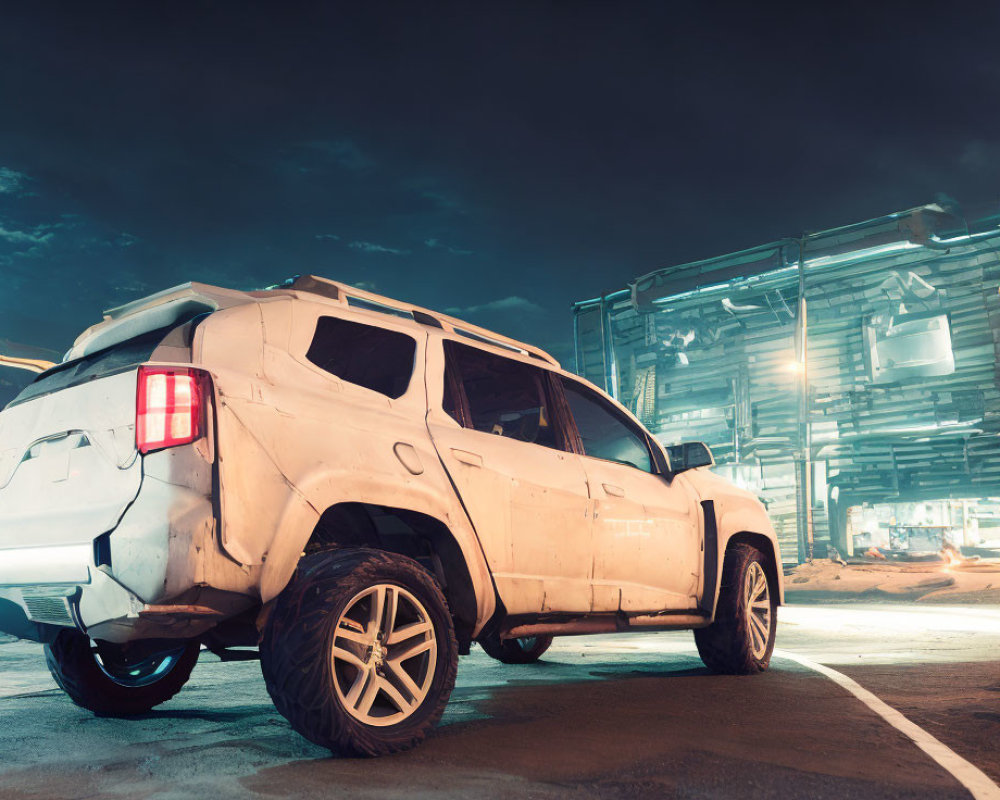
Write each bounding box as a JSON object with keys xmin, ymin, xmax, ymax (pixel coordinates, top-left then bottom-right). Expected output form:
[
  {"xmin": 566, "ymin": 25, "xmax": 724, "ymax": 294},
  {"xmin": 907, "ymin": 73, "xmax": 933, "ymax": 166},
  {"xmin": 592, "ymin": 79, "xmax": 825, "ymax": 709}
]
[{"xmin": 666, "ymin": 441, "xmax": 715, "ymax": 472}]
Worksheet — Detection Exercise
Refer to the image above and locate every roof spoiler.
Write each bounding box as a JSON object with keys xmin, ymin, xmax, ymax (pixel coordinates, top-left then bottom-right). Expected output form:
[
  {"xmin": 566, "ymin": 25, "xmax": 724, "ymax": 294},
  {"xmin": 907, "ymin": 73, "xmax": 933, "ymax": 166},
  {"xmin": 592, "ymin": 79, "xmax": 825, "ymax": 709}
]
[{"xmin": 64, "ymin": 282, "xmax": 251, "ymax": 362}]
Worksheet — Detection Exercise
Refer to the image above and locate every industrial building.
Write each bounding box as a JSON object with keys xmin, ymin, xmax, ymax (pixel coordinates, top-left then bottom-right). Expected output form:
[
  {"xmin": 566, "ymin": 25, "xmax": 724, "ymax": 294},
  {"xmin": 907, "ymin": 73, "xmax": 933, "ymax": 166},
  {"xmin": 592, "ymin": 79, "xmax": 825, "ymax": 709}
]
[{"xmin": 573, "ymin": 203, "xmax": 1000, "ymax": 564}]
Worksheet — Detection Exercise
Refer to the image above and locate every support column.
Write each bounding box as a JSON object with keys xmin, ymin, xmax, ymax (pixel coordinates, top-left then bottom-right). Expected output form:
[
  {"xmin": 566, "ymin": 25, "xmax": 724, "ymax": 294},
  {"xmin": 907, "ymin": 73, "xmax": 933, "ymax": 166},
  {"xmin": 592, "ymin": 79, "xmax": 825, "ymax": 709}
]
[{"xmin": 795, "ymin": 247, "xmax": 814, "ymax": 564}]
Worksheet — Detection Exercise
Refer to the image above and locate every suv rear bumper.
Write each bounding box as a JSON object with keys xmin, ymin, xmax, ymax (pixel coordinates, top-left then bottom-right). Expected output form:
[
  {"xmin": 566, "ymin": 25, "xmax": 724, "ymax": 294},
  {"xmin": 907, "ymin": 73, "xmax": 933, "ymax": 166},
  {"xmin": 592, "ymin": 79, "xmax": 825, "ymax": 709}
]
[
  {"xmin": 0, "ymin": 543, "xmax": 92, "ymax": 586},
  {"xmin": 0, "ymin": 446, "xmax": 262, "ymax": 644},
  {"xmin": 0, "ymin": 543, "xmax": 145, "ymax": 639},
  {"xmin": 0, "ymin": 542, "xmax": 253, "ymax": 644}
]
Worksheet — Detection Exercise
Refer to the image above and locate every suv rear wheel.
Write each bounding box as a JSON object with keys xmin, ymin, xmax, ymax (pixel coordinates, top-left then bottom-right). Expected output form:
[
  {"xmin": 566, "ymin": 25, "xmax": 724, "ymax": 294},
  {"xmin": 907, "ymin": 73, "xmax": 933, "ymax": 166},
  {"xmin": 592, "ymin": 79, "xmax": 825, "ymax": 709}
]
[
  {"xmin": 45, "ymin": 631, "xmax": 199, "ymax": 715},
  {"xmin": 260, "ymin": 548, "xmax": 458, "ymax": 756},
  {"xmin": 694, "ymin": 543, "xmax": 776, "ymax": 674},
  {"xmin": 479, "ymin": 633, "xmax": 554, "ymax": 664}
]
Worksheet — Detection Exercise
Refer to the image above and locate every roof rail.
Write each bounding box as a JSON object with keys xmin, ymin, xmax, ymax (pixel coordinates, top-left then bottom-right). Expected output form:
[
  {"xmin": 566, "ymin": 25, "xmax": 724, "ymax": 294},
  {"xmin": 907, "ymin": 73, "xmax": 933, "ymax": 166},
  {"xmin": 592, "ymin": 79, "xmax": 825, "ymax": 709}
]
[{"xmin": 284, "ymin": 275, "xmax": 560, "ymax": 368}]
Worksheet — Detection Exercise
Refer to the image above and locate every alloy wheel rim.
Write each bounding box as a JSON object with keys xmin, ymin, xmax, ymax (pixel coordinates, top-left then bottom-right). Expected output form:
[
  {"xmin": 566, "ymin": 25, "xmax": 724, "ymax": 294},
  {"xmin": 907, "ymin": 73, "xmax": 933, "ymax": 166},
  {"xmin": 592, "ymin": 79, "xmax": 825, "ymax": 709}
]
[
  {"xmin": 92, "ymin": 642, "xmax": 185, "ymax": 688},
  {"xmin": 331, "ymin": 583, "xmax": 437, "ymax": 727},
  {"xmin": 744, "ymin": 561, "xmax": 771, "ymax": 660}
]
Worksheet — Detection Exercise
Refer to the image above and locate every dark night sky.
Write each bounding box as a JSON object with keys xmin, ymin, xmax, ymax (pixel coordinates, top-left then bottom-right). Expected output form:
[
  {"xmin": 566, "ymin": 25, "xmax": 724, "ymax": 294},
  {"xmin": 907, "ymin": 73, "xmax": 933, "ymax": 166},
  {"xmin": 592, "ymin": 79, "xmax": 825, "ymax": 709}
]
[{"xmin": 2, "ymin": 2, "xmax": 1000, "ymax": 403}]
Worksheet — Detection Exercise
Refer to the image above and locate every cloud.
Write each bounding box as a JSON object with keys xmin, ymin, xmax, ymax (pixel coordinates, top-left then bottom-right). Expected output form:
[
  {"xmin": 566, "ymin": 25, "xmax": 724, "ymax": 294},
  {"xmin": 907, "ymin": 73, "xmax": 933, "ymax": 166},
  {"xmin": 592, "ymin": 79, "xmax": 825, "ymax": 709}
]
[
  {"xmin": 0, "ymin": 224, "xmax": 54, "ymax": 245},
  {"xmin": 298, "ymin": 140, "xmax": 374, "ymax": 171},
  {"xmin": 420, "ymin": 190, "xmax": 463, "ymax": 211},
  {"xmin": 0, "ymin": 167, "xmax": 28, "ymax": 195},
  {"xmin": 350, "ymin": 281, "xmax": 378, "ymax": 292},
  {"xmin": 959, "ymin": 140, "xmax": 1000, "ymax": 174},
  {"xmin": 445, "ymin": 296, "xmax": 545, "ymax": 316},
  {"xmin": 315, "ymin": 233, "xmax": 341, "ymax": 241},
  {"xmin": 399, "ymin": 179, "xmax": 467, "ymax": 215},
  {"xmin": 348, "ymin": 240, "xmax": 408, "ymax": 255},
  {"xmin": 424, "ymin": 237, "xmax": 473, "ymax": 256}
]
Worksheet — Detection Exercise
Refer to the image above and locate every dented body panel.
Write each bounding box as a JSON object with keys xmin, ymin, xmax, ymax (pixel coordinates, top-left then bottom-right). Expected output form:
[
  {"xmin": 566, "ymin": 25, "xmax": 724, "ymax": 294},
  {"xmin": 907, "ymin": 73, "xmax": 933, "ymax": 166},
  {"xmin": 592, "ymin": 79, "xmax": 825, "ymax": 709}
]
[
  {"xmin": 585, "ymin": 460, "xmax": 701, "ymax": 613},
  {"xmin": 0, "ymin": 275, "xmax": 780, "ymax": 647},
  {"xmin": 425, "ymin": 333, "xmax": 594, "ymax": 615}
]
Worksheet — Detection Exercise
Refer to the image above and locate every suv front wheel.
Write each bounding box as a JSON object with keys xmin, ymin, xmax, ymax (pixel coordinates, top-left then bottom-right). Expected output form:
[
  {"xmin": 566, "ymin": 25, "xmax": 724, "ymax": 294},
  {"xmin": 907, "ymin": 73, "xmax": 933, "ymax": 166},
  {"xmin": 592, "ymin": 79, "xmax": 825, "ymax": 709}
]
[
  {"xmin": 260, "ymin": 548, "xmax": 458, "ymax": 756},
  {"xmin": 694, "ymin": 543, "xmax": 776, "ymax": 674}
]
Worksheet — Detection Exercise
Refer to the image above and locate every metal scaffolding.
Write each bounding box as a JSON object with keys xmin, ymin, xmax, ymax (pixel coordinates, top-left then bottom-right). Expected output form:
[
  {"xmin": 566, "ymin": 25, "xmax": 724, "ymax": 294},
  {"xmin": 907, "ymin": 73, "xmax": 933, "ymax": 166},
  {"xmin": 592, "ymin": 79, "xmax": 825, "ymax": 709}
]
[{"xmin": 573, "ymin": 202, "xmax": 1000, "ymax": 563}]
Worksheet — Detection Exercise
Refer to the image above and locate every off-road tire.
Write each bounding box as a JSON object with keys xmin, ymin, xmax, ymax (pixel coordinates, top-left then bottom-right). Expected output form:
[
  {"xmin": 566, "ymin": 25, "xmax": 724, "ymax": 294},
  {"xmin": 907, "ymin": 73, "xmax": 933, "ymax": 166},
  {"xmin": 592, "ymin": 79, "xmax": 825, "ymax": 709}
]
[
  {"xmin": 259, "ymin": 548, "xmax": 459, "ymax": 757},
  {"xmin": 479, "ymin": 633, "xmax": 554, "ymax": 664},
  {"xmin": 694, "ymin": 543, "xmax": 777, "ymax": 674},
  {"xmin": 44, "ymin": 630, "xmax": 199, "ymax": 716}
]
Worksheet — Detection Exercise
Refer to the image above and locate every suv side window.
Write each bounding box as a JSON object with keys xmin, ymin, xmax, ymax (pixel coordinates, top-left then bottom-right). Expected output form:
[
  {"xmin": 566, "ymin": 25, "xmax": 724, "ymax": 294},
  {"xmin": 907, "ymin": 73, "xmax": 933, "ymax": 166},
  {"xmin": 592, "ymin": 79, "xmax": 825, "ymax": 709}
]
[
  {"xmin": 560, "ymin": 377, "xmax": 653, "ymax": 472},
  {"xmin": 306, "ymin": 316, "xmax": 416, "ymax": 399},
  {"xmin": 444, "ymin": 340, "xmax": 562, "ymax": 451}
]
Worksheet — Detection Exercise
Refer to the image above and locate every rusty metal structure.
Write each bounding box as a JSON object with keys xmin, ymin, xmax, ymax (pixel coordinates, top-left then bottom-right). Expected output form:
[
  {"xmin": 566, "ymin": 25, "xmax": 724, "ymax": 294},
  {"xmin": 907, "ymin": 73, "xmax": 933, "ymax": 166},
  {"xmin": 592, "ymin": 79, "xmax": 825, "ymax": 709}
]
[{"xmin": 573, "ymin": 202, "xmax": 1000, "ymax": 563}]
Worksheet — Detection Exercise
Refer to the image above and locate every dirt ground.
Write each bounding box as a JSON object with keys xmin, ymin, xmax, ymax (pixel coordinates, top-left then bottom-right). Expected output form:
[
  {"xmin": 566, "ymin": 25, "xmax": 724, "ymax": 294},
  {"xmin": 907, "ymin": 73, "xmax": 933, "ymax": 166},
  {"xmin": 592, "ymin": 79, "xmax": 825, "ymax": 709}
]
[{"xmin": 784, "ymin": 558, "xmax": 1000, "ymax": 604}]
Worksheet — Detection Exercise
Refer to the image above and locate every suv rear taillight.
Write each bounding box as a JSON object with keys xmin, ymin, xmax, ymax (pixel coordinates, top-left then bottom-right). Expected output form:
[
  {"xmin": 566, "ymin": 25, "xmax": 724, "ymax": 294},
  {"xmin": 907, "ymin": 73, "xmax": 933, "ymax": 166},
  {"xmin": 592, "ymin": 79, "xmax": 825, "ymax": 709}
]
[{"xmin": 136, "ymin": 366, "xmax": 211, "ymax": 454}]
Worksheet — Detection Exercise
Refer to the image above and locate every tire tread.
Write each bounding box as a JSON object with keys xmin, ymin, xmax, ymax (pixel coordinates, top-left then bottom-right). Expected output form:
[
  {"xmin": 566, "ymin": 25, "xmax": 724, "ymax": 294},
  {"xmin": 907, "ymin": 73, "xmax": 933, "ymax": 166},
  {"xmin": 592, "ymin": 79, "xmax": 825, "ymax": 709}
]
[
  {"xmin": 259, "ymin": 548, "xmax": 458, "ymax": 757},
  {"xmin": 694, "ymin": 543, "xmax": 776, "ymax": 675},
  {"xmin": 479, "ymin": 633, "xmax": 554, "ymax": 664},
  {"xmin": 45, "ymin": 632, "xmax": 199, "ymax": 716}
]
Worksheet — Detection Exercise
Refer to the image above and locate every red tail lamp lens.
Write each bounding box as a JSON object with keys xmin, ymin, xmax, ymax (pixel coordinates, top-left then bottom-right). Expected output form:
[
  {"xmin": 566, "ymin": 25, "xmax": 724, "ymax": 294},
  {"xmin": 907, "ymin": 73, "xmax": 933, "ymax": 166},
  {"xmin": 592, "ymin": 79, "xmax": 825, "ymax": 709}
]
[{"xmin": 136, "ymin": 367, "xmax": 209, "ymax": 453}]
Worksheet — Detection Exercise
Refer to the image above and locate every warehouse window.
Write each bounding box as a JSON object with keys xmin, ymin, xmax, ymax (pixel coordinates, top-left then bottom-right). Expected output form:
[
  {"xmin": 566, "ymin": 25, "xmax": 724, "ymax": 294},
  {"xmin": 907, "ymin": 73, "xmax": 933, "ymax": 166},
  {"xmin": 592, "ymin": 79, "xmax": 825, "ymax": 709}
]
[
  {"xmin": 306, "ymin": 316, "xmax": 415, "ymax": 399},
  {"xmin": 863, "ymin": 311, "xmax": 955, "ymax": 384}
]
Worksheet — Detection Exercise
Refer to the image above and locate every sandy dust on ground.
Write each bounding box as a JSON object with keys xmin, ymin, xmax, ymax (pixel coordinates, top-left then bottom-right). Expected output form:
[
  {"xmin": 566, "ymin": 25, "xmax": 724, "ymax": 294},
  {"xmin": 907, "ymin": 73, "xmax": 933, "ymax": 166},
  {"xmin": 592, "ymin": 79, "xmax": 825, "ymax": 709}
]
[{"xmin": 784, "ymin": 559, "xmax": 1000, "ymax": 604}]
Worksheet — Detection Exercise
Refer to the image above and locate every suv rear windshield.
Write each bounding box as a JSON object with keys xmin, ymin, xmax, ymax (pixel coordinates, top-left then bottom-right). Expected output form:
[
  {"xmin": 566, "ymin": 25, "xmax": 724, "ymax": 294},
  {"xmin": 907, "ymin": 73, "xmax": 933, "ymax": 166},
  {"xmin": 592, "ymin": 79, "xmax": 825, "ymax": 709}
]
[{"xmin": 10, "ymin": 327, "xmax": 174, "ymax": 407}]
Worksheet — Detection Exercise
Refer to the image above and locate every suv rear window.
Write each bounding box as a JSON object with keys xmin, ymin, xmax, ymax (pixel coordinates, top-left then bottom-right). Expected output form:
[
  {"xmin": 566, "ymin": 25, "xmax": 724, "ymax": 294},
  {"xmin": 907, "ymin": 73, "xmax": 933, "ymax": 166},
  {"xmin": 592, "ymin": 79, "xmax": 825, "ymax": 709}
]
[
  {"xmin": 306, "ymin": 316, "xmax": 416, "ymax": 399},
  {"xmin": 443, "ymin": 340, "xmax": 562, "ymax": 450},
  {"xmin": 10, "ymin": 327, "xmax": 173, "ymax": 407}
]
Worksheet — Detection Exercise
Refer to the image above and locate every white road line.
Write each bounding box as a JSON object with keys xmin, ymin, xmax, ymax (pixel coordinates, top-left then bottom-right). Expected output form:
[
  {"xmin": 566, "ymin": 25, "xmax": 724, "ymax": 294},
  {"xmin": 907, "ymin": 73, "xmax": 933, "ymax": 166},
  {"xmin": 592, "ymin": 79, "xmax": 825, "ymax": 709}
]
[{"xmin": 775, "ymin": 648, "xmax": 1000, "ymax": 800}]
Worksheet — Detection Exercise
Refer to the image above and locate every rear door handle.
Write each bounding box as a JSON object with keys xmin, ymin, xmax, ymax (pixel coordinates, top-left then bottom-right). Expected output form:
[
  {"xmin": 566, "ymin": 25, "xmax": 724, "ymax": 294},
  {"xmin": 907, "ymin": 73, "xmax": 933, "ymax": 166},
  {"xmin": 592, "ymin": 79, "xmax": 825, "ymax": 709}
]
[
  {"xmin": 451, "ymin": 449, "xmax": 483, "ymax": 468},
  {"xmin": 602, "ymin": 483, "xmax": 625, "ymax": 498}
]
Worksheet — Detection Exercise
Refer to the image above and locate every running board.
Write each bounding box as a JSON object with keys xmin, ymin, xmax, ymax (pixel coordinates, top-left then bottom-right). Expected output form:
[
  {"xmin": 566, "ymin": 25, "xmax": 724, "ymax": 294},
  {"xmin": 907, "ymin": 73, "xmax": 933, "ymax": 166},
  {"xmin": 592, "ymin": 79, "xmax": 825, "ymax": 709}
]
[
  {"xmin": 504, "ymin": 617, "xmax": 623, "ymax": 639},
  {"xmin": 503, "ymin": 610, "xmax": 711, "ymax": 640}
]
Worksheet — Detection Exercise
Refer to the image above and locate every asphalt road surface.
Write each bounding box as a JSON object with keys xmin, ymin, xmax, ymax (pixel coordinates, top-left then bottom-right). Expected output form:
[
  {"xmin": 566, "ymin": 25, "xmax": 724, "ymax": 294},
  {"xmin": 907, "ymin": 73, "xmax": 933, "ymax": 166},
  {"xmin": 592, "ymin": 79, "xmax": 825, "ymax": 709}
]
[{"xmin": 0, "ymin": 603, "xmax": 997, "ymax": 800}]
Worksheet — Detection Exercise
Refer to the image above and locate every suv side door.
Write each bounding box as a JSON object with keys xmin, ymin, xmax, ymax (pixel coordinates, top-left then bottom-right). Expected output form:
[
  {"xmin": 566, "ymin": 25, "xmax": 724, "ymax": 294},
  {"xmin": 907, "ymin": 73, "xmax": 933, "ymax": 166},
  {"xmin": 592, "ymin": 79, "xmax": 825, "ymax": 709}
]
[
  {"xmin": 426, "ymin": 338, "xmax": 593, "ymax": 616},
  {"xmin": 558, "ymin": 375, "xmax": 702, "ymax": 613}
]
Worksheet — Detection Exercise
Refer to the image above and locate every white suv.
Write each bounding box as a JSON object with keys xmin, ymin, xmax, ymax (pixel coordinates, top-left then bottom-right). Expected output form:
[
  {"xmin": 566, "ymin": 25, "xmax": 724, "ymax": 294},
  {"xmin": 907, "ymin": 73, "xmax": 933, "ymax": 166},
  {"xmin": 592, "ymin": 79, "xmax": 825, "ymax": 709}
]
[{"xmin": 0, "ymin": 275, "xmax": 782, "ymax": 756}]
